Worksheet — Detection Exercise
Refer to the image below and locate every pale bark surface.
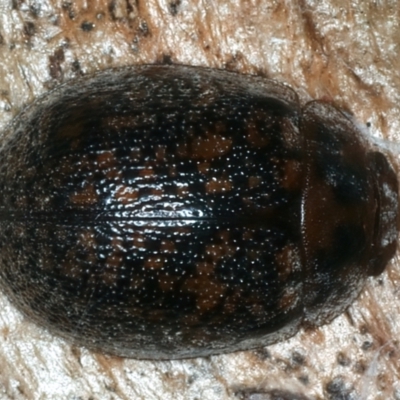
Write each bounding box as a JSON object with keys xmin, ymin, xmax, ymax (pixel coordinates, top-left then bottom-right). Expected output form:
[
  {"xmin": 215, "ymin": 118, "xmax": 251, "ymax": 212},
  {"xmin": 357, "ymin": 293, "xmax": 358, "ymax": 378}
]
[{"xmin": 0, "ymin": 1, "xmax": 399, "ymax": 399}]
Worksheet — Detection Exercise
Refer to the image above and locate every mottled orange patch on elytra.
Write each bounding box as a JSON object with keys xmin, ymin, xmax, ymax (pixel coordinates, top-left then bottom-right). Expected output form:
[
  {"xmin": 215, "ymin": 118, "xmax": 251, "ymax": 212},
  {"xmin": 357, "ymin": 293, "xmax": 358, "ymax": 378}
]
[
  {"xmin": 149, "ymin": 188, "xmax": 164, "ymax": 198},
  {"xmin": 205, "ymin": 243, "xmax": 235, "ymax": 262},
  {"xmin": 59, "ymin": 229, "xmax": 98, "ymax": 279},
  {"xmin": 278, "ymin": 287, "xmax": 300, "ymax": 311},
  {"xmin": 222, "ymin": 288, "xmax": 243, "ymax": 314},
  {"xmin": 195, "ymin": 283, "xmax": 226, "ymax": 313},
  {"xmin": 183, "ymin": 267, "xmax": 227, "ymax": 314},
  {"xmin": 115, "ymin": 185, "xmax": 139, "ymax": 204},
  {"xmin": 102, "ymin": 264, "xmax": 122, "ymax": 286},
  {"xmin": 275, "ymin": 244, "xmax": 301, "ymax": 282},
  {"xmin": 197, "ymin": 161, "xmax": 211, "ymax": 175},
  {"xmin": 106, "ymin": 167, "xmax": 122, "ymax": 180},
  {"xmin": 275, "ymin": 245, "xmax": 294, "ymax": 281},
  {"xmin": 57, "ymin": 154, "xmax": 90, "ymax": 184},
  {"xmin": 173, "ymin": 226, "xmax": 192, "ymax": 236},
  {"xmin": 111, "ymin": 236, "xmax": 124, "ymax": 253},
  {"xmin": 246, "ymin": 112, "xmax": 274, "ymax": 147},
  {"xmin": 144, "ymin": 256, "xmax": 165, "ymax": 270},
  {"xmin": 106, "ymin": 252, "xmax": 124, "ymax": 269},
  {"xmin": 206, "ymin": 177, "xmax": 233, "ymax": 193},
  {"xmin": 60, "ymin": 230, "xmax": 97, "ymax": 277},
  {"xmin": 191, "ymin": 131, "xmax": 232, "ymax": 160},
  {"xmin": 139, "ymin": 168, "xmax": 155, "ymax": 178},
  {"xmin": 60, "ymin": 255, "xmax": 84, "ymax": 279},
  {"xmin": 101, "ymin": 264, "xmax": 122, "ymax": 286},
  {"xmin": 195, "ymin": 261, "xmax": 216, "ymax": 275},
  {"xmin": 97, "ymin": 151, "xmax": 120, "ymax": 180},
  {"xmin": 78, "ymin": 229, "xmax": 97, "ymax": 250},
  {"xmin": 55, "ymin": 110, "xmax": 85, "ymax": 141},
  {"xmin": 248, "ymin": 175, "xmax": 262, "ymax": 189},
  {"xmin": 247, "ymin": 124, "xmax": 268, "ymax": 148},
  {"xmin": 281, "ymin": 159, "xmax": 303, "ymax": 190},
  {"xmin": 155, "ymin": 146, "xmax": 167, "ymax": 162},
  {"xmin": 70, "ymin": 183, "xmax": 98, "ymax": 206},
  {"xmin": 250, "ymin": 297, "xmax": 269, "ymax": 317},
  {"xmin": 97, "ymin": 150, "xmax": 115, "ymax": 166},
  {"xmin": 176, "ymin": 142, "xmax": 189, "ymax": 158}
]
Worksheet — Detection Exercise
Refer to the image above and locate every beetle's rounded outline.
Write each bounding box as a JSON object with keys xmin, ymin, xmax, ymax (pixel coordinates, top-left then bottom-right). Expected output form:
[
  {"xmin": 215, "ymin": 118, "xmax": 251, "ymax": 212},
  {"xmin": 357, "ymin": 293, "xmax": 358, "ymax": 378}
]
[{"xmin": 0, "ymin": 65, "xmax": 397, "ymax": 359}]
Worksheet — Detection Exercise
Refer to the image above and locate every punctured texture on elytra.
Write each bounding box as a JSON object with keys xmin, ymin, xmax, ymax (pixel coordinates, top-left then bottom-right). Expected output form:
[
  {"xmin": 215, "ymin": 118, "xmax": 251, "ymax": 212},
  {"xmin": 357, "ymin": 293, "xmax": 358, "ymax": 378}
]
[{"xmin": 0, "ymin": 65, "xmax": 397, "ymax": 359}]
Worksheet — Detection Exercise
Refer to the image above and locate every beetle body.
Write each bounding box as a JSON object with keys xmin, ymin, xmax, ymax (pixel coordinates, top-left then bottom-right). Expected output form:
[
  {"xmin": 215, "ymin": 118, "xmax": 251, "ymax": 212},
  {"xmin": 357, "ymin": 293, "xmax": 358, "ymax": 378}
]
[{"xmin": 0, "ymin": 65, "xmax": 397, "ymax": 359}]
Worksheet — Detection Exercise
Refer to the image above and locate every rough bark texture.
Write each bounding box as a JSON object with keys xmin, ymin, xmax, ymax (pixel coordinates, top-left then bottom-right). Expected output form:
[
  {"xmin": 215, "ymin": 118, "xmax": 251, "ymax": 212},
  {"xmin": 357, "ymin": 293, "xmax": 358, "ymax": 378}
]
[{"xmin": 0, "ymin": 1, "xmax": 399, "ymax": 399}]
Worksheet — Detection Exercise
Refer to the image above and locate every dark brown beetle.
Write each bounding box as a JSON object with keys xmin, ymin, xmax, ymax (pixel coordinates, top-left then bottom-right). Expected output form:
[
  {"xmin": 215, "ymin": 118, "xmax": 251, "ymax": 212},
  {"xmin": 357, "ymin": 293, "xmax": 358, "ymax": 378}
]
[{"xmin": 0, "ymin": 65, "xmax": 398, "ymax": 359}]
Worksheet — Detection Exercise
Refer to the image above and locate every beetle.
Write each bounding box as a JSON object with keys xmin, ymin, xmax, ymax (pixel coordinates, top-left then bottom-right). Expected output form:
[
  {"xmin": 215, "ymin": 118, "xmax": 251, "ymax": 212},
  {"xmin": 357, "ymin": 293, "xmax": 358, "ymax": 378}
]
[{"xmin": 0, "ymin": 65, "xmax": 397, "ymax": 359}]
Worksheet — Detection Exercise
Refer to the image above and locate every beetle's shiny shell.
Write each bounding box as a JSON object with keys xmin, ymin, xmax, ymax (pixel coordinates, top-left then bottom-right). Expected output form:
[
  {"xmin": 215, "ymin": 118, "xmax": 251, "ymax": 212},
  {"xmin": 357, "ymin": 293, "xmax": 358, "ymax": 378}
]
[{"xmin": 0, "ymin": 65, "xmax": 398, "ymax": 359}]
